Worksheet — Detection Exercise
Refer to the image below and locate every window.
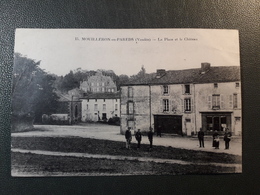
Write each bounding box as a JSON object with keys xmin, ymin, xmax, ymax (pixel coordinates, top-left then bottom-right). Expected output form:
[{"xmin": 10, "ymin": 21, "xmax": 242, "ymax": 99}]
[
  {"xmin": 233, "ymin": 94, "xmax": 238, "ymax": 108},
  {"xmin": 94, "ymin": 104, "xmax": 98, "ymax": 111},
  {"xmin": 163, "ymin": 99, "xmax": 169, "ymax": 112},
  {"xmin": 111, "ymin": 89, "xmax": 114, "ymax": 92},
  {"xmin": 236, "ymin": 82, "xmax": 239, "ymax": 88},
  {"xmin": 115, "ymin": 104, "xmax": 118, "ymax": 111},
  {"xmin": 212, "ymin": 94, "xmax": 220, "ymax": 109},
  {"xmin": 102, "ymin": 82, "xmax": 105, "ymax": 86},
  {"xmin": 102, "ymin": 88, "xmax": 105, "ymax": 92},
  {"xmin": 86, "ymin": 104, "xmax": 89, "ymax": 110},
  {"xmin": 128, "ymin": 102, "xmax": 134, "ymax": 114},
  {"xmin": 95, "ymin": 99, "xmax": 97, "ymax": 102},
  {"xmin": 103, "ymin": 99, "xmax": 105, "ymax": 102},
  {"xmin": 97, "ymin": 83, "xmax": 99, "ymax": 86},
  {"xmin": 184, "ymin": 85, "xmax": 190, "ymax": 94},
  {"xmin": 97, "ymin": 88, "xmax": 100, "ymax": 92},
  {"xmin": 185, "ymin": 118, "xmax": 191, "ymax": 123},
  {"xmin": 206, "ymin": 117, "xmax": 213, "ymax": 130},
  {"xmin": 214, "ymin": 83, "xmax": 218, "ymax": 88},
  {"xmin": 91, "ymin": 83, "xmax": 94, "ymax": 86},
  {"xmin": 184, "ymin": 98, "xmax": 191, "ymax": 111},
  {"xmin": 108, "ymin": 89, "xmax": 111, "ymax": 92},
  {"xmin": 103, "ymin": 104, "xmax": 106, "ymax": 111},
  {"xmin": 163, "ymin": 85, "xmax": 169, "ymax": 94},
  {"xmin": 128, "ymin": 87, "xmax": 133, "ymax": 98}
]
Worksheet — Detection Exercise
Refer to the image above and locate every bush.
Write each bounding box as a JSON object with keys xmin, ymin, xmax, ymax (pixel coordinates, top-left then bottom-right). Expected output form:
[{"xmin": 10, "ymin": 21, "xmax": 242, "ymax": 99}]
[{"xmin": 108, "ymin": 117, "xmax": 120, "ymax": 126}]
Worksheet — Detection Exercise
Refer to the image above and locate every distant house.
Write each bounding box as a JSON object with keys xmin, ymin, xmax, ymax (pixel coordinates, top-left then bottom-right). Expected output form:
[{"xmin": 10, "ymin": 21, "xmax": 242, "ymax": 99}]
[
  {"xmin": 52, "ymin": 92, "xmax": 82, "ymax": 124},
  {"xmin": 81, "ymin": 92, "xmax": 120, "ymax": 122},
  {"xmin": 80, "ymin": 71, "xmax": 117, "ymax": 93},
  {"xmin": 120, "ymin": 63, "xmax": 241, "ymax": 136}
]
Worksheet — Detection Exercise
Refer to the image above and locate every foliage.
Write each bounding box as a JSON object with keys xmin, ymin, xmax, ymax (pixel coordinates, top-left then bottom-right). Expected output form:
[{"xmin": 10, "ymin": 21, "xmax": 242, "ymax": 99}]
[{"xmin": 12, "ymin": 53, "xmax": 59, "ymax": 129}]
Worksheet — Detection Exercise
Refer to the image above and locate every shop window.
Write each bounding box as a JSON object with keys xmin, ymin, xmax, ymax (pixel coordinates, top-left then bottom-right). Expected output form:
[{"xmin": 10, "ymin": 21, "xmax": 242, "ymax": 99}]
[{"xmin": 207, "ymin": 117, "xmax": 213, "ymax": 131}]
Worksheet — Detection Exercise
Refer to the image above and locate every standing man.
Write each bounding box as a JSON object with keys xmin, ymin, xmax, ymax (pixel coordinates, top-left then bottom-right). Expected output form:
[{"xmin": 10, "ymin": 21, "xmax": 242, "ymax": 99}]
[
  {"xmin": 135, "ymin": 129, "xmax": 142, "ymax": 149},
  {"xmin": 125, "ymin": 127, "xmax": 132, "ymax": 149},
  {"xmin": 148, "ymin": 128, "xmax": 154, "ymax": 150},
  {"xmin": 198, "ymin": 128, "xmax": 205, "ymax": 148},
  {"xmin": 224, "ymin": 128, "xmax": 232, "ymax": 149}
]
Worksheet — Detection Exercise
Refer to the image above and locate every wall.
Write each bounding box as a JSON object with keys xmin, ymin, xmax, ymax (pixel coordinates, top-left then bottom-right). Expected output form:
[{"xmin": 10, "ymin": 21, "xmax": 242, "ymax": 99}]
[
  {"xmin": 195, "ymin": 81, "xmax": 242, "ymax": 135},
  {"xmin": 82, "ymin": 98, "xmax": 120, "ymax": 122}
]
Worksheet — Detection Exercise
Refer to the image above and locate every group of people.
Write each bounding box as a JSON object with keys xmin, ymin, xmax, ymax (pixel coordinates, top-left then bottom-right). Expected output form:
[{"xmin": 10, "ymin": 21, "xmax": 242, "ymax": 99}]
[
  {"xmin": 125, "ymin": 127, "xmax": 232, "ymax": 150},
  {"xmin": 125, "ymin": 127, "xmax": 154, "ymax": 150},
  {"xmin": 198, "ymin": 128, "xmax": 232, "ymax": 150}
]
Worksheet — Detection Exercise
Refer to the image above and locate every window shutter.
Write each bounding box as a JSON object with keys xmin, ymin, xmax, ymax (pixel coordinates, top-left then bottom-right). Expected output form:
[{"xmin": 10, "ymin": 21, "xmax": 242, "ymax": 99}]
[
  {"xmin": 208, "ymin": 95, "xmax": 212, "ymax": 109},
  {"xmin": 238, "ymin": 93, "xmax": 241, "ymax": 109},
  {"xmin": 220, "ymin": 95, "xmax": 224, "ymax": 109},
  {"xmin": 191, "ymin": 98, "xmax": 194, "ymax": 112},
  {"xmin": 190, "ymin": 84, "xmax": 193, "ymax": 95},
  {"xmin": 229, "ymin": 95, "xmax": 233, "ymax": 109},
  {"xmin": 171, "ymin": 100, "xmax": 174, "ymax": 112},
  {"xmin": 182, "ymin": 85, "xmax": 184, "ymax": 94},
  {"xmin": 181, "ymin": 99, "xmax": 184, "ymax": 112},
  {"xmin": 160, "ymin": 99, "xmax": 163, "ymax": 112}
]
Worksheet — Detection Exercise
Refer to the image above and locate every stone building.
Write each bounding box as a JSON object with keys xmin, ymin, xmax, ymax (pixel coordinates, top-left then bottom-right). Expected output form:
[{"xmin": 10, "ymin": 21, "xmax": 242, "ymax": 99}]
[
  {"xmin": 80, "ymin": 71, "xmax": 117, "ymax": 93},
  {"xmin": 81, "ymin": 92, "xmax": 120, "ymax": 122},
  {"xmin": 120, "ymin": 63, "xmax": 241, "ymax": 136}
]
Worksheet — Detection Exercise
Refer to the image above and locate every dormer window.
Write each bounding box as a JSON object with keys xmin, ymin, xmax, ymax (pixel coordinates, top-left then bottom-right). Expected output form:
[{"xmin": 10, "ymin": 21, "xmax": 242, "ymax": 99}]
[
  {"xmin": 185, "ymin": 85, "xmax": 190, "ymax": 94},
  {"xmin": 163, "ymin": 85, "xmax": 169, "ymax": 95}
]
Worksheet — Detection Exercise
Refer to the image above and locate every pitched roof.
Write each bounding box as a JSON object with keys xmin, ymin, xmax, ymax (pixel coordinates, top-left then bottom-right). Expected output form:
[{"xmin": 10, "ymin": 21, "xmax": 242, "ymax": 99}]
[
  {"xmin": 81, "ymin": 92, "xmax": 120, "ymax": 99},
  {"xmin": 123, "ymin": 66, "xmax": 240, "ymax": 86}
]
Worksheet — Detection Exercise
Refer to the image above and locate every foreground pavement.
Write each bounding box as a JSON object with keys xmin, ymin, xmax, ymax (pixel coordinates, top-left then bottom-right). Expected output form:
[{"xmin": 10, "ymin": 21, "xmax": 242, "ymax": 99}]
[{"xmin": 12, "ymin": 124, "xmax": 242, "ymax": 156}]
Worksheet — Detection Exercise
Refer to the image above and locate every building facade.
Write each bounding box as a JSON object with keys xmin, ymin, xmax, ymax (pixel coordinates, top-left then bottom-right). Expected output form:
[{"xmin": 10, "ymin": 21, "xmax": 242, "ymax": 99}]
[
  {"xmin": 80, "ymin": 71, "xmax": 117, "ymax": 93},
  {"xmin": 81, "ymin": 93, "xmax": 120, "ymax": 122},
  {"xmin": 120, "ymin": 63, "xmax": 242, "ymax": 136}
]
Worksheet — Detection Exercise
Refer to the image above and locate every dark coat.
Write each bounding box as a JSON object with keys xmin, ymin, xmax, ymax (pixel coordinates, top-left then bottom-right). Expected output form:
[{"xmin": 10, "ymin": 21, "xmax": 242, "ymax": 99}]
[
  {"xmin": 148, "ymin": 131, "xmax": 153, "ymax": 141},
  {"xmin": 224, "ymin": 132, "xmax": 232, "ymax": 141},
  {"xmin": 125, "ymin": 130, "xmax": 132, "ymax": 140},
  {"xmin": 198, "ymin": 131, "xmax": 204, "ymax": 139},
  {"xmin": 135, "ymin": 131, "xmax": 142, "ymax": 142}
]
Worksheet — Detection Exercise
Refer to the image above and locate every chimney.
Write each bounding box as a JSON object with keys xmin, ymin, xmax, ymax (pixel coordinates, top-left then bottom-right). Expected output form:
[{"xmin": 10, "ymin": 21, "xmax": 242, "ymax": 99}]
[
  {"xmin": 156, "ymin": 69, "xmax": 166, "ymax": 78},
  {"xmin": 201, "ymin": 63, "xmax": 210, "ymax": 74}
]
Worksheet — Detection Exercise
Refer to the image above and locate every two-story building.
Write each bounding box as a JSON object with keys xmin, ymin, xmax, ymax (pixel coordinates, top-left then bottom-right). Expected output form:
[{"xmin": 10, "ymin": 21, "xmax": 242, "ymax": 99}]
[
  {"xmin": 81, "ymin": 92, "xmax": 120, "ymax": 122},
  {"xmin": 120, "ymin": 63, "xmax": 241, "ymax": 136}
]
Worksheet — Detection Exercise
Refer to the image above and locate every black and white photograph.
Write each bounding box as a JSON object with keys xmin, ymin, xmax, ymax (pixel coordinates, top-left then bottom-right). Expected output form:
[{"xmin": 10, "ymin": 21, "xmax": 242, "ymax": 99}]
[{"xmin": 11, "ymin": 28, "xmax": 242, "ymax": 176}]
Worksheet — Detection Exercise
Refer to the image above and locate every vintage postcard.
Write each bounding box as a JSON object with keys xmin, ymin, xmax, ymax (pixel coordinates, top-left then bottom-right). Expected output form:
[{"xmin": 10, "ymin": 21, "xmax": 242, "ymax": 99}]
[{"xmin": 11, "ymin": 29, "xmax": 242, "ymax": 176}]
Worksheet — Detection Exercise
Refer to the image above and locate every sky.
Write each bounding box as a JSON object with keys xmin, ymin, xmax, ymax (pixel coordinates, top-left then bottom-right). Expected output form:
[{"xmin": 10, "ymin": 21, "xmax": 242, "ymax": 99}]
[{"xmin": 14, "ymin": 29, "xmax": 240, "ymax": 76}]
